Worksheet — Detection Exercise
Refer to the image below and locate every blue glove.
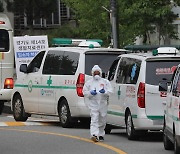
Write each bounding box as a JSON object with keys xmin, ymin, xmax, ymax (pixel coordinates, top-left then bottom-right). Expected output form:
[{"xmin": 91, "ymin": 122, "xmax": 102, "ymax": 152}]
[
  {"xmin": 90, "ymin": 90, "xmax": 97, "ymax": 95},
  {"xmin": 99, "ymin": 88, "xmax": 105, "ymax": 94}
]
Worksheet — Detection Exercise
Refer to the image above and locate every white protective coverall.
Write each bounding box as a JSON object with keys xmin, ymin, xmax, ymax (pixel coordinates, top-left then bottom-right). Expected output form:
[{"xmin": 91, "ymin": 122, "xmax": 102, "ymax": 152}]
[{"xmin": 83, "ymin": 65, "xmax": 113, "ymax": 137}]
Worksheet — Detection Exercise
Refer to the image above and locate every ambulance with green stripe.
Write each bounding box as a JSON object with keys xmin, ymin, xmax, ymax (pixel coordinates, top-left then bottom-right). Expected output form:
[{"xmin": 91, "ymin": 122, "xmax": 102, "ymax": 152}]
[
  {"xmin": 159, "ymin": 64, "xmax": 180, "ymax": 153},
  {"xmin": 11, "ymin": 39, "xmax": 128, "ymax": 127},
  {"xmin": 0, "ymin": 13, "xmax": 14, "ymax": 114},
  {"xmin": 106, "ymin": 47, "xmax": 180, "ymax": 140}
]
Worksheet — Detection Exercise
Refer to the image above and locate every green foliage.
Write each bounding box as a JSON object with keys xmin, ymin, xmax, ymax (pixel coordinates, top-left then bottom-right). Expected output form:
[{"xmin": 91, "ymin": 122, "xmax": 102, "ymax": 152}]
[
  {"xmin": 63, "ymin": 0, "xmax": 111, "ymax": 46},
  {"xmin": 47, "ymin": 25, "xmax": 80, "ymax": 46},
  {"xmin": 4, "ymin": 0, "xmax": 180, "ymax": 47},
  {"xmin": 63, "ymin": 0, "xmax": 179, "ymax": 47}
]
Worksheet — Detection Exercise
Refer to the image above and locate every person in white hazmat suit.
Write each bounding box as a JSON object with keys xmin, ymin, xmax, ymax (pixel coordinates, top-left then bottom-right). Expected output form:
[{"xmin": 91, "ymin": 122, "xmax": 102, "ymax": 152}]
[{"xmin": 83, "ymin": 65, "xmax": 113, "ymax": 142}]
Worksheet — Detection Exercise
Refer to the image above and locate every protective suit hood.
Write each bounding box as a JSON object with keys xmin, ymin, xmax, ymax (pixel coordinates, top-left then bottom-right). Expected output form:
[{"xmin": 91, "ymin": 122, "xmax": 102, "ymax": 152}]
[{"xmin": 91, "ymin": 65, "xmax": 102, "ymax": 77}]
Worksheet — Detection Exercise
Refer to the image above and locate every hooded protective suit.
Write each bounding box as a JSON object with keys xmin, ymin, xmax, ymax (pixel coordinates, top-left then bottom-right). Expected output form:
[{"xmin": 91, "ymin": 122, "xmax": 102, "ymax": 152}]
[{"xmin": 83, "ymin": 65, "xmax": 113, "ymax": 138}]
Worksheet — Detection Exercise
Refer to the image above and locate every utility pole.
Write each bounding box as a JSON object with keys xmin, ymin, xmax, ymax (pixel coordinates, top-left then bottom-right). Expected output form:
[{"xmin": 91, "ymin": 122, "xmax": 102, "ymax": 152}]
[{"xmin": 110, "ymin": 0, "xmax": 119, "ymax": 48}]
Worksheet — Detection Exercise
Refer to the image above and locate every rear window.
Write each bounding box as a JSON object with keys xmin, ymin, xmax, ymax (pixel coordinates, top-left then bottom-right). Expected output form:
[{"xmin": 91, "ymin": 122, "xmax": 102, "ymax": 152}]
[
  {"xmin": 146, "ymin": 60, "xmax": 180, "ymax": 85},
  {"xmin": 0, "ymin": 29, "xmax": 9, "ymax": 51},
  {"xmin": 85, "ymin": 54, "xmax": 119, "ymax": 75}
]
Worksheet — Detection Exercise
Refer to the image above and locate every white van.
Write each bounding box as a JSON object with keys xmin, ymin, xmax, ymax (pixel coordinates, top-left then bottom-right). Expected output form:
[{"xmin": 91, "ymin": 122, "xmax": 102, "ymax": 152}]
[
  {"xmin": 11, "ymin": 42, "xmax": 128, "ymax": 127},
  {"xmin": 0, "ymin": 13, "xmax": 14, "ymax": 114},
  {"xmin": 159, "ymin": 64, "xmax": 180, "ymax": 154},
  {"xmin": 106, "ymin": 47, "xmax": 180, "ymax": 140}
]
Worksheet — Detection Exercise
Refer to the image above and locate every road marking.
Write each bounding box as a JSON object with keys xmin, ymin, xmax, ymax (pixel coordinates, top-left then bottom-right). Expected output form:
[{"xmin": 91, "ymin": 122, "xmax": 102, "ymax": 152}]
[
  {"xmin": 0, "ymin": 127, "xmax": 127, "ymax": 154},
  {"xmin": 0, "ymin": 121, "xmax": 50, "ymax": 127},
  {"xmin": 0, "ymin": 115, "xmax": 59, "ymax": 127}
]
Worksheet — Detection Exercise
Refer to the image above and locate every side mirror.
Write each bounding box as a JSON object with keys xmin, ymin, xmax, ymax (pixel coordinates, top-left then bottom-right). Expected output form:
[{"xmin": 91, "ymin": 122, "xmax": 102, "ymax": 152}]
[
  {"xmin": 20, "ymin": 64, "xmax": 28, "ymax": 73},
  {"xmin": 159, "ymin": 81, "xmax": 168, "ymax": 92}
]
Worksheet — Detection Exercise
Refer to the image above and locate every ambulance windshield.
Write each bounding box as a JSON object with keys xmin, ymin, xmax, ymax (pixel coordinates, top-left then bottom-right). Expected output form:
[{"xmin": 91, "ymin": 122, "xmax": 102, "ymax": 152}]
[{"xmin": 0, "ymin": 29, "xmax": 9, "ymax": 52}]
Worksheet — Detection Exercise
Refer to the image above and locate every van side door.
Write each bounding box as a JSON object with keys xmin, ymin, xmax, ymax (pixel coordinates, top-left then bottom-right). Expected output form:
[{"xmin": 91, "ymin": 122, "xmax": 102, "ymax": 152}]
[
  {"xmin": 22, "ymin": 51, "xmax": 45, "ymax": 112},
  {"xmin": 39, "ymin": 50, "xmax": 64, "ymax": 114}
]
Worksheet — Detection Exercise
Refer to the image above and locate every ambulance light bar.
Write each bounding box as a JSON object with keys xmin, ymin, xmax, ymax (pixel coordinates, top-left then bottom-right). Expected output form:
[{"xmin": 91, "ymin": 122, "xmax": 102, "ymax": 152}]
[
  {"xmin": 152, "ymin": 47, "xmax": 179, "ymax": 56},
  {"xmin": 51, "ymin": 38, "xmax": 103, "ymax": 47}
]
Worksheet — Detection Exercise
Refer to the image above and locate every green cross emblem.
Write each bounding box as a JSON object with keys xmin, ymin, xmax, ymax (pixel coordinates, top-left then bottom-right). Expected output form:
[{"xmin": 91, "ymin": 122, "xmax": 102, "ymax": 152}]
[{"xmin": 47, "ymin": 76, "xmax": 52, "ymax": 86}]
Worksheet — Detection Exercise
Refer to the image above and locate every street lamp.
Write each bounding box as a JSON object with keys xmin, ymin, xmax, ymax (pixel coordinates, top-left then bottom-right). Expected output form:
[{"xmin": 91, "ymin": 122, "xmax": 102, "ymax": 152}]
[
  {"xmin": 102, "ymin": 0, "xmax": 119, "ymax": 48},
  {"xmin": 102, "ymin": 6, "xmax": 113, "ymax": 48}
]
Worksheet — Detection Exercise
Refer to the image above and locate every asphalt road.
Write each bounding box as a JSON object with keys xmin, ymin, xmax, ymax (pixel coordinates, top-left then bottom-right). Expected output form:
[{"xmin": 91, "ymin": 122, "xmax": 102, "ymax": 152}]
[{"xmin": 0, "ymin": 113, "xmax": 174, "ymax": 154}]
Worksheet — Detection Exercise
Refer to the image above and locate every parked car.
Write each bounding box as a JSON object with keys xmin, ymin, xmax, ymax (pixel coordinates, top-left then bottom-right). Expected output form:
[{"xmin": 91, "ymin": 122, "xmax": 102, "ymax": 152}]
[
  {"xmin": 106, "ymin": 47, "xmax": 180, "ymax": 140},
  {"xmin": 11, "ymin": 41, "xmax": 129, "ymax": 127}
]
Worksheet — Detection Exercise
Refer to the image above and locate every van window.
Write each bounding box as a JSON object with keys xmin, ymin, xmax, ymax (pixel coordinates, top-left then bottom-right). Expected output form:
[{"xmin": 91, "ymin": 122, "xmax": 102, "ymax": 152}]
[
  {"xmin": 60, "ymin": 51, "xmax": 79, "ymax": 75},
  {"xmin": 85, "ymin": 54, "xmax": 119, "ymax": 75},
  {"xmin": 43, "ymin": 50, "xmax": 64, "ymax": 75},
  {"xmin": 146, "ymin": 60, "xmax": 180, "ymax": 85},
  {"xmin": 116, "ymin": 57, "xmax": 141, "ymax": 84},
  {"xmin": 108, "ymin": 58, "xmax": 119, "ymax": 81},
  {"xmin": 171, "ymin": 68, "xmax": 180, "ymax": 96},
  {"xmin": 27, "ymin": 51, "xmax": 45, "ymax": 73},
  {"xmin": 43, "ymin": 50, "xmax": 79, "ymax": 75},
  {"xmin": 0, "ymin": 29, "xmax": 9, "ymax": 51}
]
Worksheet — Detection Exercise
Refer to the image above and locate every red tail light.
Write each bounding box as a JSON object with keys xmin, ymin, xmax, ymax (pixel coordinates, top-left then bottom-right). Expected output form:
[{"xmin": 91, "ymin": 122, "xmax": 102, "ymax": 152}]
[
  {"xmin": 4, "ymin": 78, "xmax": 14, "ymax": 89},
  {"xmin": 137, "ymin": 82, "xmax": 145, "ymax": 108},
  {"xmin": 0, "ymin": 21, "xmax": 5, "ymax": 24},
  {"xmin": 76, "ymin": 73, "xmax": 85, "ymax": 97}
]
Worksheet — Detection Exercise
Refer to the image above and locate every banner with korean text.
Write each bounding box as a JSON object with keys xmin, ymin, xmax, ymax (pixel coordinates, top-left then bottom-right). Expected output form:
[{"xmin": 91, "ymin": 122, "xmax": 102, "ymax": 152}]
[{"xmin": 13, "ymin": 35, "xmax": 48, "ymax": 78}]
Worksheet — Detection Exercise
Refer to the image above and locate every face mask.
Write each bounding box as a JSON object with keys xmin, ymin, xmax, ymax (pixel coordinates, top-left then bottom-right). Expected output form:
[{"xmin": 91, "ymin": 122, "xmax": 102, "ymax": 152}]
[{"xmin": 94, "ymin": 75, "xmax": 101, "ymax": 80}]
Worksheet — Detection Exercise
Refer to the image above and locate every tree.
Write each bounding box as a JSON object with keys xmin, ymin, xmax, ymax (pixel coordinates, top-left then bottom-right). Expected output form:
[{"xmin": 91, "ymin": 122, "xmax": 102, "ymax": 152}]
[
  {"xmin": 119, "ymin": 0, "xmax": 178, "ymax": 45},
  {"xmin": 63, "ymin": 0, "xmax": 111, "ymax": 46},
  {"xmin": 63, "ymin": 0, "xmax": 179, "ymax": 47}
]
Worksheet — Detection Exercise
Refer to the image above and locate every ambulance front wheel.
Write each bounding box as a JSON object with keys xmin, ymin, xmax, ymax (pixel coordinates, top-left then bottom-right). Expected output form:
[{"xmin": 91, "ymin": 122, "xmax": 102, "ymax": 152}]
[
  {"xmin": 125, "ymin": 111, "xmax": 137, "ymax": 140},
  {"xmin": 0, "ymin": 101, "xmax": 4, "ymax": 114},
  {"xmin": 58, "ymin": 99, "xmax": 72, "ymax": 128},
  {"xmin": 12, "ymin": 94, "xmax": 28, "ymax": 122}
]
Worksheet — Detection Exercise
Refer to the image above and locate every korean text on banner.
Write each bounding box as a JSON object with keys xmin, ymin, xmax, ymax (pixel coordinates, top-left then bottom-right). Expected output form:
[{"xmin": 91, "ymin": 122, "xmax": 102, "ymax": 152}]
[{"xmin": 13, "ymin": 35, "xmax": 48, "ymax": 78}]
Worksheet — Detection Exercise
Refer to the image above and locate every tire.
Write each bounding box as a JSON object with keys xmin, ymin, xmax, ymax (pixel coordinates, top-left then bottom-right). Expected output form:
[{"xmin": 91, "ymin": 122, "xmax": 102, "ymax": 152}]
[
  {"xmin": 163, "ymin": 124, "xmax": 173, "ymax": 150},
  {"xmin": 174, "ymin": 137, "xmax": 180, "ymax": 154},
  {"xmin": 58, "ymin": 99, "xmax": 72, "ymax": 128},
  {"xmin": 0, "ymin": 101, "xmax": 4, "ymax": 114},
  {"xmin": 12, "ymin": 94, "xmax": 28, "ymax": 121},
  {"xmin": 105, "ymin": 124, "xmax": 112, "ymax": 134},
  {"xmin": 125, "ymin": 112, "xmax": 137, "ymax": 140}
]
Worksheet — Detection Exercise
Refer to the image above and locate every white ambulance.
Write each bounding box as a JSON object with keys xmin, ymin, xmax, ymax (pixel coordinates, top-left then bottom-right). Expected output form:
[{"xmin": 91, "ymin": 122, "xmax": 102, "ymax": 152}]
[
  {"xmin": 106, "ymin": 47, "xmax": 180, "ymax": 140},
  {"xmin": 159, "ymin": 64, "xmax": 180, "ymax": 154},
  {"xmin": 0, "ymin": 13, "xmax": 14, "ymax": 114},
  {"xmin": 11, "ymin": 40, "xmax": 128, "ymax": 127}
]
